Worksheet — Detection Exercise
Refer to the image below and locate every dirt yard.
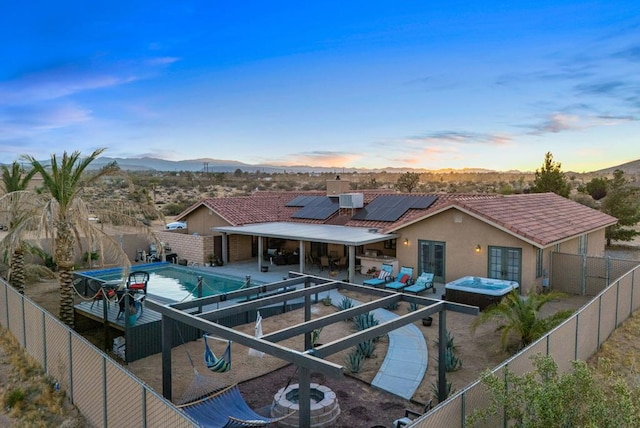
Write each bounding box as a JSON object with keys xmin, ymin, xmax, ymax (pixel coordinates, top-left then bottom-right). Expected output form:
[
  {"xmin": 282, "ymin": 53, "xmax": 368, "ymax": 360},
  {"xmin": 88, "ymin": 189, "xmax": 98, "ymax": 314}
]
[{"xmin": 22, "ymin": 279, "xmax": 595, "ymax": 428}]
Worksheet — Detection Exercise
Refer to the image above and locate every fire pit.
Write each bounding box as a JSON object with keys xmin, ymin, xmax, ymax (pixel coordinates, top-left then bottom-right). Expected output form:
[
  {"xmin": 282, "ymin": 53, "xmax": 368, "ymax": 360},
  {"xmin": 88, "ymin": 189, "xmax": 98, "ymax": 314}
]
[{"xmin": 271, "ymin": 383, "xmax": 340, "ymax": 427}]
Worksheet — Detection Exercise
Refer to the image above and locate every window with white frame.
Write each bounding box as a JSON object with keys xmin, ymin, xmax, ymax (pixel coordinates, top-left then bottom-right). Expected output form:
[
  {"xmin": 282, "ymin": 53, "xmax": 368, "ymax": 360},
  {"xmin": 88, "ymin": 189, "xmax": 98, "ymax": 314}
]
[
  {"xmin": 536, "ymin": 248, "xmax": 544, "ymax": 278},
  {"xmin": 578, "ymin": 234, "xmax": 588, "ymax": 255}
]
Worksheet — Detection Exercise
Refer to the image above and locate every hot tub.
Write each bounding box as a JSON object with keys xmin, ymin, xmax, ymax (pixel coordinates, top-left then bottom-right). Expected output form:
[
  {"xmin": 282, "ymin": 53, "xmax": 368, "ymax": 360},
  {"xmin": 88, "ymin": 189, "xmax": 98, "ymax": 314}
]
[{"xmin": 445, "ymin": 276, "xmax": 519, "ymax": 310}]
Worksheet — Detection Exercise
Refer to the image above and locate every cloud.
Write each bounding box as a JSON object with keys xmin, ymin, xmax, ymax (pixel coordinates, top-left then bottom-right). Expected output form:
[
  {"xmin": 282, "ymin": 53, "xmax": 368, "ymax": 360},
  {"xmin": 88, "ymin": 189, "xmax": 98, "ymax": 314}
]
[
  {"xmin": 145, "ymin": 57, "xmax": 181, "ymax": 66},
  {"xmin": 574, "ymin": 81, "xmax": 626, "ymax": 96},
  {"xmin": 0, "ymin": 56, "xmax": 179, "ymax": 105},
  {"xmin": 525, "ymin": 113, "xmax": 635, "ymax": 135},
  {"xmin": 404, "ymin": 131, "xmax": 512, "ymax": 146},
  {"xmin": 0, "ymin": 66, "xmax": 136, "ymax": 105},
  {"xmin": 612, "ymin": 45, "xmax": 640, "ymax": 62},
  {"xmin": 495, "ymin": 67, "xmax": 594, "ymax": 86},
  {"xmin": 0, "ymin": 103, "xmax": 91, "ymax": 139},
  {"xmin": 271, "ymin": 151, "xmax": 361, "ymax": 167}
]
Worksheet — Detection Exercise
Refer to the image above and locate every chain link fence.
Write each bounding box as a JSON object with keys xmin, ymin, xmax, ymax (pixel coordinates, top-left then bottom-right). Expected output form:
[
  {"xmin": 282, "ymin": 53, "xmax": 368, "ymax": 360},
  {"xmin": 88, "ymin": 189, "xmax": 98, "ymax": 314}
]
[{"xmin": 0, "ymin": 279, "xmax": 197, "ymax": 427}]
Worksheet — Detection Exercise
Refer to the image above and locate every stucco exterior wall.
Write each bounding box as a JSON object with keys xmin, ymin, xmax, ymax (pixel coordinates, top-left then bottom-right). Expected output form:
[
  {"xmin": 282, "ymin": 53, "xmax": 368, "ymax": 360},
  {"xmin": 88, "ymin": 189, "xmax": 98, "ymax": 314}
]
[
  {"xmin": 182, "ymin": 205, "xmax": 229, "ymax": 237},
  {"xmin": 396, "ymin": 209, "xmax": 539, "ymax": 292}
]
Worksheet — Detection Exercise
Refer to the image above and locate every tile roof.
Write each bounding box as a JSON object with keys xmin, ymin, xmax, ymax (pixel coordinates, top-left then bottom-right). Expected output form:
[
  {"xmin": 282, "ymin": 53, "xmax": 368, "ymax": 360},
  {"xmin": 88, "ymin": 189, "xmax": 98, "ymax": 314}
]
[
  {"xmin": 451, "ymin": 192, "xmax": 618, "ymax": 246},
  {"xmin": 182, "ymin": 190, "xmax": 617, "ymax": 247}
]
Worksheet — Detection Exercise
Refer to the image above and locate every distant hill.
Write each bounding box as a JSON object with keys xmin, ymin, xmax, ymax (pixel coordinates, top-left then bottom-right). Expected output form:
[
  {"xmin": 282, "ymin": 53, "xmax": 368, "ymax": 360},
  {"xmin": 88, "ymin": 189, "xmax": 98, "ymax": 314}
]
[
  {"xmin": 87, "ymin": 157, "xmax": 520, "ymax": 174},
  {"xmin": 14, "ymin": 155, "xmax": 638, "ymax": 175},
  {"xmin": 592, "ymin": 159, "xmax": 640, "ymax": 176}
]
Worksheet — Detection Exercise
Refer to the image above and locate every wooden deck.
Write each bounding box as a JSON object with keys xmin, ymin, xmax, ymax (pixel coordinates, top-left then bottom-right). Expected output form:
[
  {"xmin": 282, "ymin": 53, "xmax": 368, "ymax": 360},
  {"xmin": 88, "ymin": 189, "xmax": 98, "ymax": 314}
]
[
  {"xmin": 74, "ymin": 294, "xmax": 202, "ymax": 362},
  {"xmin": 74, "ymin": 294, "xmax": 174, "ymax": 331}
]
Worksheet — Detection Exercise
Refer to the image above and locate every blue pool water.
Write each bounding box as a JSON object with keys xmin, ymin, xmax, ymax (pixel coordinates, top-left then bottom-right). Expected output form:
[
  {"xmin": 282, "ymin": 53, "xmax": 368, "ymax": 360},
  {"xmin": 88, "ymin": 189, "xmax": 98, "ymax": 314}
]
[{"xmin": 77, "ymin": 262, "xmax": 262, "ymax": 302}]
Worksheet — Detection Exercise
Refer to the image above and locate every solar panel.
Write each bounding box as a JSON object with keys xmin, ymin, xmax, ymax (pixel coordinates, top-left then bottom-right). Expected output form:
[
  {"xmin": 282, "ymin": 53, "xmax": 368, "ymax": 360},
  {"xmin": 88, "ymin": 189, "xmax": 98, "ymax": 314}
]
[
  {"xmin": 286, "ymin": 195, "xmax": 316, "ymax": 207},
  {"xmin": 290, "ymin": 197, "xmax": 340, "ymax": 220},
  {"xmin": 352, "ymin": 195, "xmax": 438, "ymax": 222}
]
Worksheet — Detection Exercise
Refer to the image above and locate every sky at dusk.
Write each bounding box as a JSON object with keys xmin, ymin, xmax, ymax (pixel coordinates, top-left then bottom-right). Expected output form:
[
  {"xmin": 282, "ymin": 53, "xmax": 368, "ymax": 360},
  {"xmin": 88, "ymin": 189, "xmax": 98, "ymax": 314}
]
[{"xmin": 1, "ymin": 1, "xmax": 639, "ymax": 172}]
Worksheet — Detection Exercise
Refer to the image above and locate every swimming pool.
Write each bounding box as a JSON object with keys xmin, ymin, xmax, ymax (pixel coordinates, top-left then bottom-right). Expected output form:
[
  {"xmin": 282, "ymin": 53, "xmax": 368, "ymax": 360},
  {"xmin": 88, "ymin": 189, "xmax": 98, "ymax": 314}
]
[{"xmin": 76, "ymin": 262, "xmax": 262, "ymax": 302}]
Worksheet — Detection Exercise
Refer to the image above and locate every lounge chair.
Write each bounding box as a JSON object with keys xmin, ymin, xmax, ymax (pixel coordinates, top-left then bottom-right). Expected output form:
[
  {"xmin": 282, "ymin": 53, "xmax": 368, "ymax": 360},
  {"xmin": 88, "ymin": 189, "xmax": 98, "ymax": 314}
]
[
  {"xmin": 403, "ymin": 272, "xmax": 436, "ymax": 294},
  {"xmin": 363, "ymin": 263, "xmax": 394, "ymax": 287},
  {"xmin": 385, "ymin": 266, "xmax": 414, "ymax": 291}
]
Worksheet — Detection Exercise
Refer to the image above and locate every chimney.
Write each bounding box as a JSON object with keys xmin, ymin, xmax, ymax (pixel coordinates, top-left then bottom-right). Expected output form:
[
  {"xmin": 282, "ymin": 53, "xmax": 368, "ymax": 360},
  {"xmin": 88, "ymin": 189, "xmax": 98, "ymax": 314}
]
[{"xmin": 326, "ymin": 178, "xmax": 350, "ymax": 197}]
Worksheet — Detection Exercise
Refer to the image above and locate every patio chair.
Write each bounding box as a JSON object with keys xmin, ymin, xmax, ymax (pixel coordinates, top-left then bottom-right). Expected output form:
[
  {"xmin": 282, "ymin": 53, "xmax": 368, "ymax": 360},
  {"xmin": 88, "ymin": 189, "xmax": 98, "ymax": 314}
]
[
  {"xmin": 148, "ymin": 243, "xmax": 158, "ymax": 262},
  {"xmin": 126, "ymin": 271, "xmax": 150, "ymax": 295},
  {"xmin": 88, "ymin": 279, "xmax": 117, "ymax": 310},
  {"xmin": 334, "ymin": 256, "xmax": 347, "ymax": 271},
  {"xmin": 320, "ymin": 256, "xmax": 331, "ymax": 271},
  {"xmin": 403, "ymin": 272, "xmax": 436, "ymax": 294},
  {"xmin": 393, "ymin": 400, "xmax": 433, "ymax": 428},
  {"xmin": 363, "ymin": 263, "xmax": 394, "ymax": 287},
  {"xmin": 385, "ymin": 266, "xmax": 414, "ymax": 291}
]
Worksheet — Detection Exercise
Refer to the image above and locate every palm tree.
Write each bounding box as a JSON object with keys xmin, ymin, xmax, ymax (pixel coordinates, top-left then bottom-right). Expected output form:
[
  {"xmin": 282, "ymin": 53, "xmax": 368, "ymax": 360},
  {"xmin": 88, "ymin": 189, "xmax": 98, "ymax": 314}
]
[
  {"xmin": 471, "ymin": 289, "xmax": 573, "ymax": 351},
  {"xmin": 21, "ymin": 149, "xmax": 155, "ymax": 328},
  {"xmin": 0, "ymin": 162, "xmax": 37, "ymax": 293}
]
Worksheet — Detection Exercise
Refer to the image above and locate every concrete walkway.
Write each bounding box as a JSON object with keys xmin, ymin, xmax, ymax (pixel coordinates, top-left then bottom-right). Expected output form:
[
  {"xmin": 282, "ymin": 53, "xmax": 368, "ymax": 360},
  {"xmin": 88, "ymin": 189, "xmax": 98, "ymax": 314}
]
[{"xmin": 324, "ymin": 289, "xmax": 427, "ymax": 400}]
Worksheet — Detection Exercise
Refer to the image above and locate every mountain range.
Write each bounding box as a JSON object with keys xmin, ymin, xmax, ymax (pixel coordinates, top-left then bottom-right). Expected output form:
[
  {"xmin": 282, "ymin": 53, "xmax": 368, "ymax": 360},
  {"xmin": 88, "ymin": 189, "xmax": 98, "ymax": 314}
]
[{"xmin": 87, "ymin": 156, "xmax": 640, "ymax": 176}]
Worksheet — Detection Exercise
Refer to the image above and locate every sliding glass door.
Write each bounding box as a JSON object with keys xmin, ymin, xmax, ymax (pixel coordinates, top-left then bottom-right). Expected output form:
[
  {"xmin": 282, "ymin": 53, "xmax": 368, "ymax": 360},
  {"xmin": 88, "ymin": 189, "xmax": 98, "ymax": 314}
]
[
  {"xmin": 488, "ymin": 246, "xmax": 521, "ymax": 285},
  {"xmin": 418, "ymin": 240, "xmax": 445, "ymax": 283}
]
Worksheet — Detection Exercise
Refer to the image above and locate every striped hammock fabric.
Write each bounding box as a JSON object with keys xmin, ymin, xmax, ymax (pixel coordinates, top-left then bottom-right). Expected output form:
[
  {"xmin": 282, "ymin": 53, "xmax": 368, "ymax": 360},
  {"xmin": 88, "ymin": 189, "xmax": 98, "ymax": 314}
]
[{"xmin": 204, "ymin": 335, "xmax": 232, "ymax": 373}]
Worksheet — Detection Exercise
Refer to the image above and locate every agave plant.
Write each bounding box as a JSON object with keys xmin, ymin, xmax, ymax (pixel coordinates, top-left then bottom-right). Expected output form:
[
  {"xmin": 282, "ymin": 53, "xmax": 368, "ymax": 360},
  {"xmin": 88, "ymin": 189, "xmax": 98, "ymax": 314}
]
[
  {"xmin": 352, "ymin": 312, "xmax": 379, "ymax": 331},
  {"xmin": 407, "ymin": 302, "xmax": 420, "ymax": 312},
  {"xmin": 337, "ymin": 296, "xmax": 355, "ymax": 311},
  {"xmin": 384, "ymin": 301, "xmax": 399, "ymax": 311},
  {"xmin": 356, "ymin": 340, "xmax": 376, "ymax": 358},
  {"xmin": 345, "ymin": 349, "xmax": 364, "ymax": 373},
  {"xmin": 431, "ymin": 379, "xmax": 455, "ymax": 404}
]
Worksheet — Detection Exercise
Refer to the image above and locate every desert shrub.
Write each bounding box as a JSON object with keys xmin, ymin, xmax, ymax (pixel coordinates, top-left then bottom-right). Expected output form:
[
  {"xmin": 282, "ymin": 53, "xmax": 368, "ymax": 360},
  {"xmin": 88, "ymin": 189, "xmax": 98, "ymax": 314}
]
[
  {"xmin": 467, "ymin": 355, "xmax": 640, "ymax": 427},
  {"xmin": 4, "ymin": 387, "xmax": 25, "ymax": 408}
]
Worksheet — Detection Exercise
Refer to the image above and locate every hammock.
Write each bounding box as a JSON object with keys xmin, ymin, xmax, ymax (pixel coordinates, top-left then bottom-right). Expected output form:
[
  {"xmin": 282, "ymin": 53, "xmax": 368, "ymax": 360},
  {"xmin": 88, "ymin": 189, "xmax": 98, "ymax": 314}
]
[
  {"xmin": 204, "ymin": 335, "xmax": 232, "ymax": 373},
  {"xmin": 178, "ymin": 384, "xmax": 294, "ymax": 428}
]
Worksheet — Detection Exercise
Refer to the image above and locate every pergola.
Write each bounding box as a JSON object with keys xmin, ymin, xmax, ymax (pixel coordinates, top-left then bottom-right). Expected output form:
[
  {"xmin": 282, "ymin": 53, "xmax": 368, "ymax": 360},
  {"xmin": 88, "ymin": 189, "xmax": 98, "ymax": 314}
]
[{"xmin": 146, "ymin": 273, "xmax": 479, "ymax": 427}]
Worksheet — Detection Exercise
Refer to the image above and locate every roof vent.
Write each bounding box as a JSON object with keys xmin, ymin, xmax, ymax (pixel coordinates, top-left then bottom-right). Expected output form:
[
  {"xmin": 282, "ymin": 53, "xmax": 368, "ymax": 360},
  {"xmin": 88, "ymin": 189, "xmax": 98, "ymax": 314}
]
[{"xmin": 339, "ymin": 193, "xmax": 364, "ymax": 209}]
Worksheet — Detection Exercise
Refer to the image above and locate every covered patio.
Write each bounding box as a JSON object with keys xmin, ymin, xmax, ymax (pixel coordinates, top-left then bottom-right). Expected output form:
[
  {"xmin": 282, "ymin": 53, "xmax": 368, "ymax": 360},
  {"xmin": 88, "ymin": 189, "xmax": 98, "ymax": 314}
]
[{"xmin": 213, "ymin": 222, "xmax": 399, "ymax": 283}]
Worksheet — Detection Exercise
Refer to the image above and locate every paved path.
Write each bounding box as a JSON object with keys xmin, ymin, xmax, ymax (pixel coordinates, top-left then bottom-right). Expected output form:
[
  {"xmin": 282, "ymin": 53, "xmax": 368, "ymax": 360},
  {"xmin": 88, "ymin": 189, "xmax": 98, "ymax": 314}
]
[{"xmin": 324, "ymin": 289, "xmax": 427, "ymax": 400}]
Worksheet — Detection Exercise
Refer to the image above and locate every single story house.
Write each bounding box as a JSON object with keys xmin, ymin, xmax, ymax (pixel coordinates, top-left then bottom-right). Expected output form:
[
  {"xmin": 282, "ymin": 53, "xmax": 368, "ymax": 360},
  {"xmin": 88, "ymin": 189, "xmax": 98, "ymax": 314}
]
[{"xmin": 174, "ymin": 179, "xmax": 617, "ymax": 293}]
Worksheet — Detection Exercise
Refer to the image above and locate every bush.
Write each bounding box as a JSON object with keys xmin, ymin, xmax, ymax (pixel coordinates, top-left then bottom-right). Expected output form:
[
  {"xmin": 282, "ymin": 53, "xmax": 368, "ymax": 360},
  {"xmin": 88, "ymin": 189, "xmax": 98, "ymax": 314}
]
[
  {"xmin": 467, "ymin": 355, "xmax": 640, "ymax": 427},
  {"xmin": 4, "ymin": 387, "xmax": 25, "ymax": 408}
]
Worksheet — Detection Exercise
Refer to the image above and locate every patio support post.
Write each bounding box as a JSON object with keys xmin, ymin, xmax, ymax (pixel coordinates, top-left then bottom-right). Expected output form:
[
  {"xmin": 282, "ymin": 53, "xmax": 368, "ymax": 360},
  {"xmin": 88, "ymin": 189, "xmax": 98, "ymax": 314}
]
[
  {"xmin": 438, "ymin": 309, "xmax": 447, "ymax": 403},
  {"xmin": 299, "ymin": 240, "xmax": 305, "ymax": 273},
  {"xmin": 299, "ymin": 366, "xmax": 311, "ymax": 428},
  {"xmin": 348, "ymin": 245, "xmax": 356, "ymax": 283},
  {"xmin": 304, "ymin": 291, "xmax": 312, "ymax": 350},
  {"xmin": 161, "ymin": 315, "xmax": 173, "ymax": 401},
  {"xmin": 221, "ymin": 233, "xmax": 228, "ymax": 264},
  {"xmin": 257, "ymin": 235, "xmax": 264, "ymax": 271}
]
